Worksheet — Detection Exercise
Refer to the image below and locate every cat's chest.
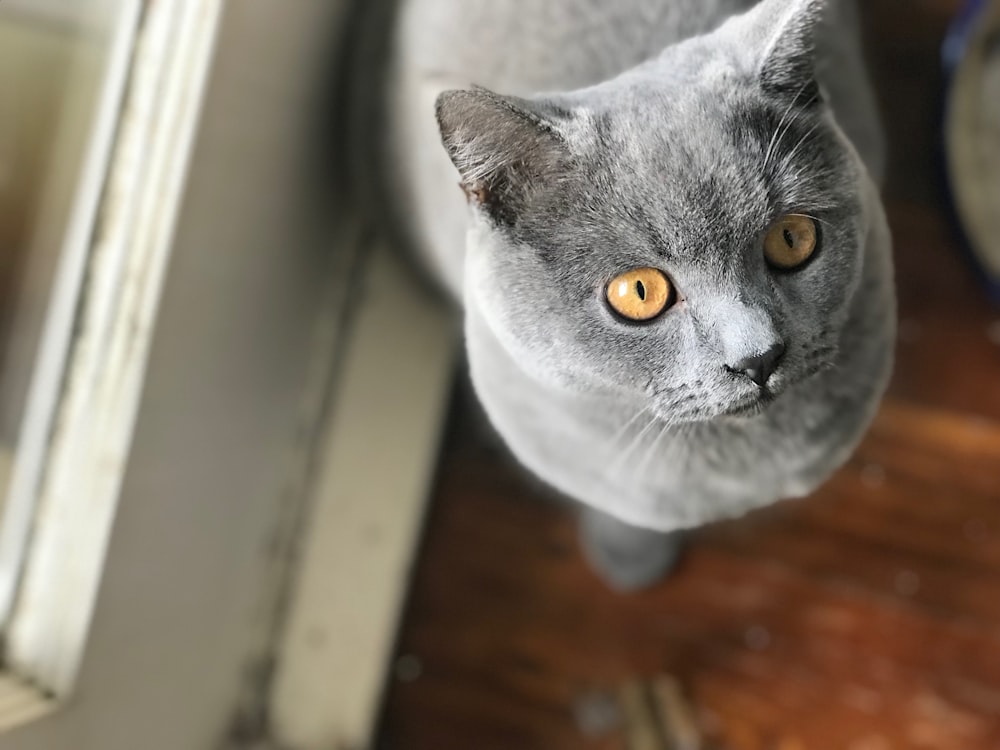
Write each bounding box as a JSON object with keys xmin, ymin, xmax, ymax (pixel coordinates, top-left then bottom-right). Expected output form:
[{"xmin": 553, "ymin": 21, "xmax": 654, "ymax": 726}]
[{"xmin": 599, "ymin": 390, "xmax": 848, "ymax": 485}]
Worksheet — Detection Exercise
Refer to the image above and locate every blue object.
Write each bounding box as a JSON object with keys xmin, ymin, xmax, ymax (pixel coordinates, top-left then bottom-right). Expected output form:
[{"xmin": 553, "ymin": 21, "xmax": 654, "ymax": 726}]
[
  {"xmin": 943, "ymin": 0, "xmax": 989, "ymax": 72},
  {"xmin": 941, "ymin": 0, "xmax": 1000, "ymax": 300}
]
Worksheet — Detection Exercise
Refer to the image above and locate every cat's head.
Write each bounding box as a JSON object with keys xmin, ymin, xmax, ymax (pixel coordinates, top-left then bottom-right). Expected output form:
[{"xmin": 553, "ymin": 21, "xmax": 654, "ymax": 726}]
[{"xmin": 436, "ymin": 0, "xmax": 870, "ymax": 424}]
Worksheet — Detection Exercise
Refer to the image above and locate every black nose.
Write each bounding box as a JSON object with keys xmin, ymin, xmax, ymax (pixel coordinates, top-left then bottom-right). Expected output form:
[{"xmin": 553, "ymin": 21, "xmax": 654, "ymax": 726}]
[{"xmin": 728, "ymin": 343, "xmax": 785, "ymax": 387}]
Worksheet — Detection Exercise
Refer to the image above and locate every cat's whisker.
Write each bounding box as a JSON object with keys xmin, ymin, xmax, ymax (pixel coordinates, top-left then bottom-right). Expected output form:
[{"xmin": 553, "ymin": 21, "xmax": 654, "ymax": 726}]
[
  {"xmin": 763, "ymin": 112, "xmax": 798, "ymax": 175},
  {"xmin": 800, "ymin": 201, "xmax": 839, "ymax": 211},
  {"xmin": 763, "ymin": 79, "xmax": 815, "ymax": 172},
  {"xmin": 779, "ymin": 120, "xmax": 823, "ymax": 174},
  {"xmin": 611, "ymin": 412, "xmax": 662, "ymax": 475},
  {"xmin": 797, "ymin": 213, "xmax": 832, "ymax": 229},
  {"xmin": 635, "ymin": 419, "xmax": 673, "ymax": 476},
  {"xmin": 606, "ymin": 407, "xmax": 650, "ymax": 453},
  {"xmin": 664, "ymin": 422, "xmax": 695, "ymax": 468}
]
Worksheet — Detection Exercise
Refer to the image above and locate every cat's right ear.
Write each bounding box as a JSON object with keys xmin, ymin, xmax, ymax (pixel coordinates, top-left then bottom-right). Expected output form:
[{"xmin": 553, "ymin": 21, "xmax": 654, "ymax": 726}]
[
  {"xmin": 755, "ymin": 0, "xmax": 826, "ymax": 106},
  {"xmin": 435, "ymin": 87, "xmax": 571, "ymax": 225}
]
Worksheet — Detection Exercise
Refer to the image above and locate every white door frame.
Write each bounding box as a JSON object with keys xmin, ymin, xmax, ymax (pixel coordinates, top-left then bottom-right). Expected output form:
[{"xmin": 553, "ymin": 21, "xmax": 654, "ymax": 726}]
[
  {"xmin": 0, "ymin": 1, "xmax": 454, "ymax": 747},
  {"xmin": 0, "ymin": 0, "xmax": 143, "ymax": 635},
  {"xmin": 6, "ymin": 0, "xmax": 226, "ymax": 696}
]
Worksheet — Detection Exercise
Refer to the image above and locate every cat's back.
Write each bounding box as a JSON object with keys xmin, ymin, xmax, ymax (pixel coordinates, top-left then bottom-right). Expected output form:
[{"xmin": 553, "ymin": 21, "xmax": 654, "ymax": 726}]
[{"xmin": 396, "ymin": 0, "xmax": 752, "ymax": 94}]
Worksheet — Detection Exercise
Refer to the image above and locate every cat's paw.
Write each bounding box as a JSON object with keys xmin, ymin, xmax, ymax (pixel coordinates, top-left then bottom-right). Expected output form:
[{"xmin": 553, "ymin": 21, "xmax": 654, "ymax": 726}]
[{"xmin": 579, "ymin": 508, "xmax": 686, "ymax": 593}]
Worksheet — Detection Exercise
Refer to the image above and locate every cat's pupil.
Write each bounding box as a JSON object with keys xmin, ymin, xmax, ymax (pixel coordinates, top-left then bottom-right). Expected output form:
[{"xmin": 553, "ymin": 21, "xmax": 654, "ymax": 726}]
[
  {"xmin": 783, "ymin": 228, "xmax": 795, "ymax": 248},
  {"xmin": 635, "ymin": 280, "xmax": 646, "ymax": 301}
]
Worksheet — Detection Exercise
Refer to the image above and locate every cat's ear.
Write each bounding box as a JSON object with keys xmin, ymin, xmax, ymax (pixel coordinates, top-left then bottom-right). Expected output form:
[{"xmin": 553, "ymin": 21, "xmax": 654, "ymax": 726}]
[
  {"xmin": 755, "ymin": 0, "xmax": 826, "ymax": 106},
  {"xmin": 435, "ymin": 87, "xmax": 571, "ymax": 224}
]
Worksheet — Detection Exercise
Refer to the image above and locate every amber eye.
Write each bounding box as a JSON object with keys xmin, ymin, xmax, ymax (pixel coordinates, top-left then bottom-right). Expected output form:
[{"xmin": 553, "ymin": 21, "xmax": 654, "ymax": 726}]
[
  {"xmin": 764, "ymin": 215, "xmax": 819, "ymax": 270},
  {"xmin": 605, "ymin": 268, "xmax": 673, "ymax": 322}
]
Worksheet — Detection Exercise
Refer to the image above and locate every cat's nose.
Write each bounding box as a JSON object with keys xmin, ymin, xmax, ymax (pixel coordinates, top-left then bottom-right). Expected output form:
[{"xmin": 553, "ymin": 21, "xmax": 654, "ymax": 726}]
[{"xmin": 727, "ymin": 343, "xmax": 785, "ymax": 387}]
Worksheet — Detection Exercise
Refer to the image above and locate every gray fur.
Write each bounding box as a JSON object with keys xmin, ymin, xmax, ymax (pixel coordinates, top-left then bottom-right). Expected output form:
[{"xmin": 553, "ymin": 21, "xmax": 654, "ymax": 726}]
[
  {"xmin": 387, "ymin": 0, "xmax": 895, "ymax": 563},
  {"xmin": 580, "ymin": 508, "xmax": 687, "ymax": 591}
]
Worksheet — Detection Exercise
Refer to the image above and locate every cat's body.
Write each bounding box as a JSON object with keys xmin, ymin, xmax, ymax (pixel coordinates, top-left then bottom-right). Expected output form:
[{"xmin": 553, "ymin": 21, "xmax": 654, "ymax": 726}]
[{"xmin": 384, "ymin": 0, "xmax": 895, "ymax": 581}]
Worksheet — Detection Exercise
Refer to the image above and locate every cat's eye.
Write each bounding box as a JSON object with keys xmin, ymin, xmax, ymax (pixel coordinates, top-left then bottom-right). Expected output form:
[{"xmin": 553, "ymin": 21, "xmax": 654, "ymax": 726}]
[
  {"xmin": 605, "ymin": 268, "xmax": 673, "ymax": 322},
  {"xmin": 763, "ymin": 215, "xmax": 819, "ymax": 270}
]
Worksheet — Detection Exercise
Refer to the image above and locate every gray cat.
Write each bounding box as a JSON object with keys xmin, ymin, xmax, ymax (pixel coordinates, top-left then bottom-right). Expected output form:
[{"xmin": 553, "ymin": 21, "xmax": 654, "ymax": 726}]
[{"xmin": 385, "ymin": 0, "xmax": 895, "ymax": 589}]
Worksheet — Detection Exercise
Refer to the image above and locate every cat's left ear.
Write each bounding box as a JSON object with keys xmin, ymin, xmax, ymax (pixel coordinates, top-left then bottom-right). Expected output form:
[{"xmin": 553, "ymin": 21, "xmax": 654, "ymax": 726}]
[
  {"xmin": 435, "ymin": 87, "xmax": 572, "ymax": 225},
  {"xmin": 755, "ymin": 0, "xmax": 826, "ymax": 106}
]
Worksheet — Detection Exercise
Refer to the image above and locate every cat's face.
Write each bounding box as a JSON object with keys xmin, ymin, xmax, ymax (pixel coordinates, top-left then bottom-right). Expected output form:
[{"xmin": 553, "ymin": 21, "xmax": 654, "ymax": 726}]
[{"xmin": 439, "ymin": 0, "xmax": 868, "ymax": 425}]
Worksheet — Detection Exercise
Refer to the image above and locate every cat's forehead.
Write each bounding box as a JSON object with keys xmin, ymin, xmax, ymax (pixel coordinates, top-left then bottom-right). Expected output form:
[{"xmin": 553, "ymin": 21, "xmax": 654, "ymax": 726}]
[
  {"xmin": 583, "ymin": 72, "xmax": 758, "ymax": 161},
  {"xmin": 574, "ymin": 101, "xmax": 773, "ymax": 238},
  {"xmin": 559, "ymin": 75, "xmax": 845, "ymax": 239},
  {"xmin": 515, "ymin": 66, "xmax": 854, "ymax": 267},
  {"xmin": 519, "ymin": 163, "xmax": 768, "ymax": 275}
]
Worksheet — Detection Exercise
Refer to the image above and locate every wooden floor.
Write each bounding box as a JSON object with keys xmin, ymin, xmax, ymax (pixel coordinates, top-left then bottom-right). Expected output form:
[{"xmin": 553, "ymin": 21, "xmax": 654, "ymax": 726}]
[{"xmin": 377, "ymin": 2, "xmax": 1000, "ymax": 748}]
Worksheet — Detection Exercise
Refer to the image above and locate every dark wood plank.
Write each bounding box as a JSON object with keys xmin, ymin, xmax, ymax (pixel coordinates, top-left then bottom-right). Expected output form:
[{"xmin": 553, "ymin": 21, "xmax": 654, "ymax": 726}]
[{"xmin": 377, "ymin": 2, "xmax": 1000, "ymax": 749}]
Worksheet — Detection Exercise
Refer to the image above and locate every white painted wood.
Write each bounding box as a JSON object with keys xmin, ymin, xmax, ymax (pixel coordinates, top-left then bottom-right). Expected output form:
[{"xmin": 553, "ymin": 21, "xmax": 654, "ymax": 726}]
[
  {"xmin": 270, "ymin": 243, "xmax": 456, "ymax": 750},
  {"xmin": 0, "ymin": 0, "xmax": 142, "ymax": 632},
  {"xmin": 6, "ymin": 0, "xmax": 225, "ymax": 695},
  {"xmin": 0, "ymin": 0, "xmax": 455, "ymax": 746}
]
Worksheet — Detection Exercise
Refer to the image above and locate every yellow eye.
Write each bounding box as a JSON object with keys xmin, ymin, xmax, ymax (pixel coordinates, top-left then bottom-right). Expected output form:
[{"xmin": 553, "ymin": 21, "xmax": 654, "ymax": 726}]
[
  {"xmin": 605, "ymin": 268, "xmax": 673, "ymax": 322},
  {"xmin": 764, "ymin": 214, "xmax": 819, "ymax": 270}
]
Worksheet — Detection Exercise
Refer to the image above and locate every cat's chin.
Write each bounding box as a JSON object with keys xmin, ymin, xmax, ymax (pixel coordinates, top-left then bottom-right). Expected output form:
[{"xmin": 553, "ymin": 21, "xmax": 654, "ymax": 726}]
[
  {"xmin": 648, "ymin": 389, "xmax": 780, "ymax": 425},
  {"xmin": 720, "ymin": 363, "xmax": 826, "ymax": 420},
  {"xmin": 721, "ymin": 389, "xmax": 778, "ymax": 419}
]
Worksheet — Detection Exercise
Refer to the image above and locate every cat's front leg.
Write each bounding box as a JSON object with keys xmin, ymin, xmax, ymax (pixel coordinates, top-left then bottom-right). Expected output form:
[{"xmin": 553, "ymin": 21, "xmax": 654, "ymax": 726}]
[{"xmin": 579, "ymin": 507, "xmax": 687, "ymax": 592}]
